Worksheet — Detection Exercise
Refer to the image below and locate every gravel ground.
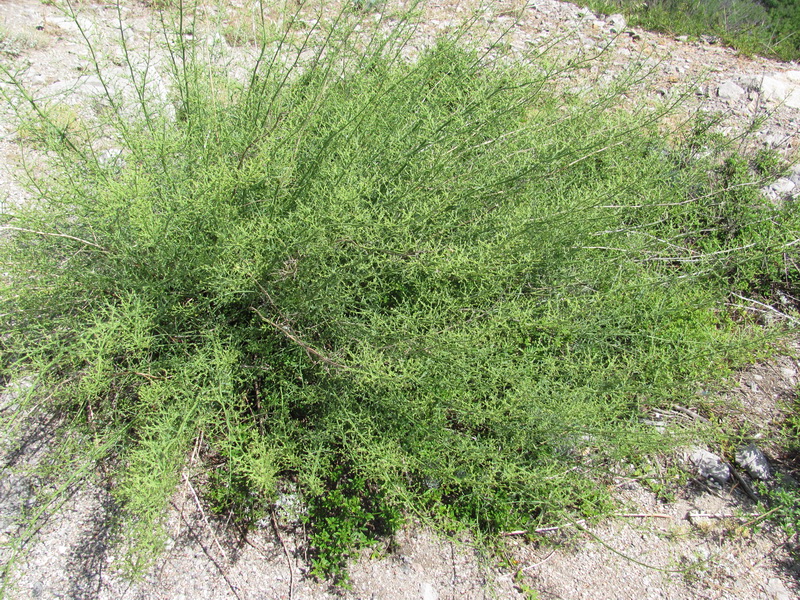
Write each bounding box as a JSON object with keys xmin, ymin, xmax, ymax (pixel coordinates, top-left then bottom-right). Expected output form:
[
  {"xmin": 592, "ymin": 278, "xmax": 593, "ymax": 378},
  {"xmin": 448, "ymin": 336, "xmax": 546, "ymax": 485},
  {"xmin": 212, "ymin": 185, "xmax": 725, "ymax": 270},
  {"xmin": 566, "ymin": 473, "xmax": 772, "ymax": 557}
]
[{"xmin": 1, "ymin": 1, "xmax": 799, "ymax": 598}]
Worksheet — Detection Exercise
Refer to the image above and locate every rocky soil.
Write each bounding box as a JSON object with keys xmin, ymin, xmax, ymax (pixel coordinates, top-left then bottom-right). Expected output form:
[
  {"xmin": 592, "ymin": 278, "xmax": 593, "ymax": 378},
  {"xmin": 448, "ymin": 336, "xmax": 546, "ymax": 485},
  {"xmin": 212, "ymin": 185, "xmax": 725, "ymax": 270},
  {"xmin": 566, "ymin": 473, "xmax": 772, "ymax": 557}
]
[{"xmin": 1, "ymin": 1, "xmax": 799, "ymax": 598}]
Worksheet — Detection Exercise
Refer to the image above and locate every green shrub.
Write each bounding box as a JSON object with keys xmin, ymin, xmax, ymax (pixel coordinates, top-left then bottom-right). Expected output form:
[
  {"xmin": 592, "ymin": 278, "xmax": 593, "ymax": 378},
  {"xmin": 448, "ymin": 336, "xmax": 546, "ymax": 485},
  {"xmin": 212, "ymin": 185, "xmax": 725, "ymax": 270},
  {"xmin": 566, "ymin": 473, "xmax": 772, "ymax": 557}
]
[
  {"xmin": 577, "ymin": 0, "xmax": 800, "ymax": 61},
  {"xmin": 1, "ymin": 0, "xmax": 797, "ymax": 583},
  {"xmin": 761, "ymin": 395, "xmax": 800, "ymax": 540},
  {"xmin": 761, "ymin": 0, "xmax": 800, "ymax": 57}
]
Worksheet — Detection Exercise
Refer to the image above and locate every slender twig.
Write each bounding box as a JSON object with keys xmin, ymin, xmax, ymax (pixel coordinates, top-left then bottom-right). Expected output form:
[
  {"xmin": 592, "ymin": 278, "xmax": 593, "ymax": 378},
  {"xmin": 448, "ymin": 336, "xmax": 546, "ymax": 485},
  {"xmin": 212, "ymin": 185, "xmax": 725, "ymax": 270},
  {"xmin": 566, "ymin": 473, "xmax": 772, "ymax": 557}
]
[
  {"xmin": 132, "ymin": 371, "xmax": 167, "ymax": 381},
  {"xmin": 502, "ymin": 529, "xmax": 539, "ymax": 536},
  {"xmin": 250, "ymin": 307, "xmax": 351, "ymax": 370},
  {"xmin": 728, "ymin": 303, "xmax": 789, "ymax": 322},
  {"xmin": 741, "ymin": 507, "xmax": 780, "ymax": 528},
  {"xmin": 450, "ymin": 541, "xmax": 458, "ymax": 590},
  {"xmin": 730, "ymin": 293, "xmax": 799, "ymax": 325},
  {"xmin": 336, "ymin": 238, "xmax": 426, "ymax": 259},
  {"xmin": 190, "ymin": 429, "xmax": 205, "ymax": 465},
  {"xmin": 0, "ymin": 226, "xmax": 108, "ymax": 252},
  {"xmin": 521, "ymin": 548, "xmax": 557, "ymax": 571},
  {"xmin": 270, "ymin": 509, "xmax": 294, "ymax": 600},
  {"xmin": 599, "ymin": 181, "xmax": 763, "ymax": 209},
  {"xmin": 503, "ymin": 513, "xmax": 673, "ymax": 536},
  {"xmin": 638, "ymin": 243, "xmax": 756, "ymax": 263},
  {"xmin": 727, "ymin": 465, "xmax": 761, "ymax": 504},
  {"xmin": 561, "ymin": 141, "xmax": 625, "ymax": 171},
  {"xmin": 579, "ymin": 246, "xmax": 629, "ymax": 252},
  {"xmin": 687, "ymin": 511, "xmax": 765, "ymax": 520},
  {"xmin": 670, "ymin": 405, "xmax": 712, "ymax": 424},
  {"xmin": 173, "ymin": 497, "xmax": 243, "ymax": 600},
  {"xmin": 513, "ymin": 521, "xmax": 582, "ymax": 535},
  {"xmin": 183, "ymin": 472, "xmax": 228, "ymax": 560},
  {"xmin": 571, "ymin": 520, "xmax": 701, "ymax": 574}
]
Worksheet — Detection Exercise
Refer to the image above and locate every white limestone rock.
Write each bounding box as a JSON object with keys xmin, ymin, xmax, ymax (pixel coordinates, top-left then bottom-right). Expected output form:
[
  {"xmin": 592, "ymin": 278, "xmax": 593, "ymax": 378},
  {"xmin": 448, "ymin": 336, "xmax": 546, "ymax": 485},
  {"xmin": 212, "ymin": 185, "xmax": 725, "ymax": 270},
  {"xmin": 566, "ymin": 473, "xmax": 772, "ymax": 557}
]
[
  {"xmin": 735, "ymin": 444, "xmax": 771, "ymax": 481},
  {"xmin": 607, "ymin": 13, "xmax": 626, "ymax": 33},
  {"xmin": 689, "ymin": 448, "xmax": 730, "ymax": 485},
  {"xmin": 717, "ymin": 80, "xmax": 745, "ymax": 100},
  {"xmin": 741, "ymin": 74, "xmax": 800, "ymax": 109}
]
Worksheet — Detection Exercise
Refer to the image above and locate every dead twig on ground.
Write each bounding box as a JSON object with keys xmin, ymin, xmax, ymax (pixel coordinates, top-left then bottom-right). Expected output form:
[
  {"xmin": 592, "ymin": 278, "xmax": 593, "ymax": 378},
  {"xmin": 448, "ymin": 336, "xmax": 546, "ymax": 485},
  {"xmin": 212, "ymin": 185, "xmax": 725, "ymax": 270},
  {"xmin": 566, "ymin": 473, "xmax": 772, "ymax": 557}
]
[
  {"xmin": 270, "ymin": 508, "xmax": 295, "ymax": 600},
  {"xmin": 670, "ymin": 405, "xmax": 712, "ymax": 424},
  {"xmin": 521, "ymin": 548, "xmax": 557, "ymax": 571},
  {"xmin": 730, "ymin": 292, "xmax": 800, "ymax": 325},
  {"xmin": 687, "ymin": 511, "xmax": 764, "ymax": 521},
  {"xmin": 0, "ymin": 226, "xmax": 108, "ymax": 252},
  {"xmin": 727, "ymin": 465, "xmax": 761, "ymax": 504},
  {"xmin": 190, "ymin": 429, "xmax": 204, "ymax": 465},
  {"xmin": 251, "ymin": 306, "xmax": 352, "ymax": 371},
  {"xmin": 742, "ymin": 507, "xmax": 780, "ymax": 528},
  {"xmin": 172, "ymin": 492, "xmax": 242, "ymax": 600},
  {"xmin": 183, "ymin": 472, "xmax": 228, "ymax": 560},
  {"xmin": 502, "ymin": 513, "xmax": 673, "ymax": 536}
]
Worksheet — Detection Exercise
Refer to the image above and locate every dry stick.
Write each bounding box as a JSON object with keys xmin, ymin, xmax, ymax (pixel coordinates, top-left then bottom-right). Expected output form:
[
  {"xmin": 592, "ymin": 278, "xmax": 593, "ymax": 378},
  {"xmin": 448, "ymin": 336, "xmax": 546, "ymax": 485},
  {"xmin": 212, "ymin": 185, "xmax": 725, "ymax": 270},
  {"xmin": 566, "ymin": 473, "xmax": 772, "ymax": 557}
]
[
  {"xmin": 638, "ymin": 243, "xmax": 757, "ymax": 263},
  {"xmin": 251, "ymin": 307, "xmax": 351, "ymax": 371},
  {"xmin": 748, "ymin": 537, "xmax": 788, "ymax": 571},
  {"xmin": 133, "ymin": 371, "xmax": 163, "ymax": 381},
  {"xmin": 242, "ymin": 533, "xmax": 271, "ymax": 556},
  {"xmin": 249, "ymin": 275, "xmax": 352, "ymax": 370},
  {"xmin": 521, "ymin": 548, "xmax": 557, "ymax": 572},
  {"xmin": 183, "ymin": 472, "xmax": 228, "ymax": 561},
  {"xmin": 727, "ymin": 465, "xmax": 761, "ymax": 504},
  {"xmin": 599, "ymin": 180, "xmax": 764, "ymax": 209},
  {"xmin": 687, "ymin": 512, "xmax": 765, "ymax": 520},
  {"xmin": 450, "ymin": 541, "xmax": 458, "ymax": 590},
  {"xmin": 670, "ymin": 405, "xmax": 712, "ymax": 424},
  {"xmin": 547, "ymin": 141, "xmax": 626, "ymax": 176},
  {"xmin": 173, "ymin": 499, "xmax": 243, "ymax": 600},
  {"xmin": 730, "ymin": 292, "xmax": 800, "ymax": 325},
  {"xmin": 190, "ymin": 429, "xmax": 205, "ymax": 465},
  {"xmin": 503, "ymin": 513, "xmax": 672, "ymax": 536},
  {"xmin": 270, "ymin": 509, "xmax": 295, "ymax": 600},
  {"xmin": 0, "ymin": 226, "xmax": 108, "ymax": 252},
  {"xmin": 729, "ymin": 303, "xmax": 794, "ymax": 323},
  {"xmin": 742, "ymin": 506, "xmax": 781, "ymax": 528}
]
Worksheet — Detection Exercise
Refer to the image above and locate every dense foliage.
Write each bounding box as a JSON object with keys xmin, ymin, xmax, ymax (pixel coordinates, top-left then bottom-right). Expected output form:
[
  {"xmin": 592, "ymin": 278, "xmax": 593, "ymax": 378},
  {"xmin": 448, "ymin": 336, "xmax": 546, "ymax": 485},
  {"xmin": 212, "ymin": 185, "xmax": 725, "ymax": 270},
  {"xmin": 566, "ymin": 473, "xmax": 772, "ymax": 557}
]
[
  {"xmin": 580, "ymin": 0, "xmax": 800, "ymax": 61},
  {"xmin": 1, "ymin": 0, "xmax": 798, "ymax": 584},
  {"xmin": 760, "ymin": 0, "xmax": 800, "ymax": 57}
]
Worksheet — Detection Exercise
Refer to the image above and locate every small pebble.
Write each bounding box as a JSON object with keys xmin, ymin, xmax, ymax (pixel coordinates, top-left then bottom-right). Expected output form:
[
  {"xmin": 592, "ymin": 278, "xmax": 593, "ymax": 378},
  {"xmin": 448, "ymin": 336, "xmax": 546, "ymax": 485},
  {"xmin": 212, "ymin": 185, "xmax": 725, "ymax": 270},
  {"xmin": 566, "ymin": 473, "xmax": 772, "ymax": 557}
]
[{"xmin": 421, "ymin": 582, "xmax": 438, "ymax": 600}]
